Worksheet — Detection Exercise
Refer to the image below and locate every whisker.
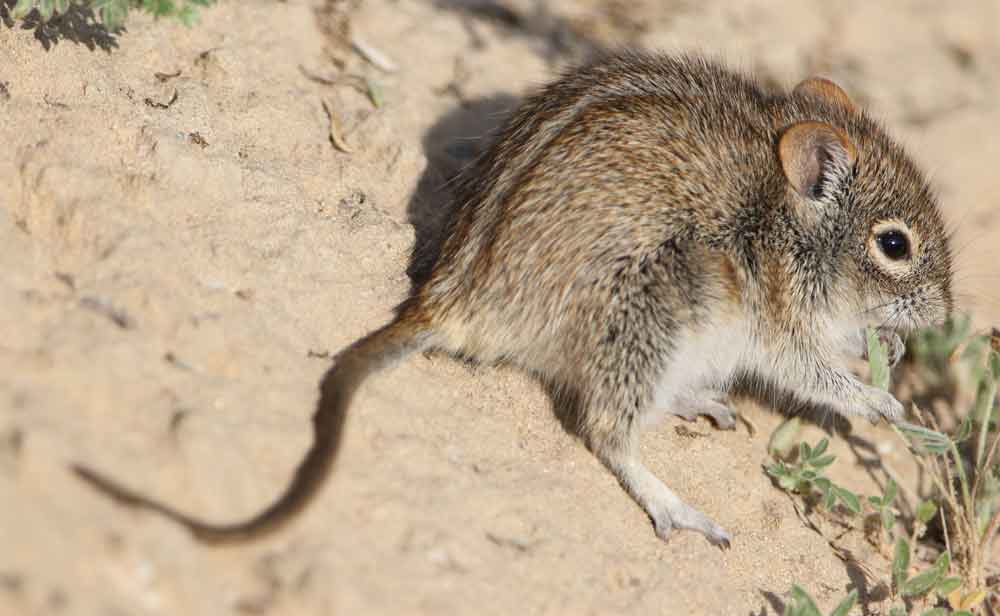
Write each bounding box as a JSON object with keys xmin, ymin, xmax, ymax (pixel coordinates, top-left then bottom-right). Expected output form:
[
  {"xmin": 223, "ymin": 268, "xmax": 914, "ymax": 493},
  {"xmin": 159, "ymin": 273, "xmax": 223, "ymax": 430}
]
[
  {"xmin": 874, "ymin": 307, "xmax": 900, "ymax": 333},
  {"xmin": 856, "ymin": 299, "xmax": 896, "ymax": 318}
]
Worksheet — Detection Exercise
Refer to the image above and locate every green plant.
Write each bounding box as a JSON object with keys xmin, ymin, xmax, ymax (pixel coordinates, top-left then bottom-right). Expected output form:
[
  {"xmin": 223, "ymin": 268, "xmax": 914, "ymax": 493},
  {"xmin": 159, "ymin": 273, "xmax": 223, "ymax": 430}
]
[
  {"xmin": 768, "ymin": 416, "xmax": 804, "ymax": 458},
  {"xmin": 774, "ymin": 323, "xmax": 1000, "ymax": 614},
  {"xmin": 891, "ymin": 538, "xmax": 963, "ymax": 606},
  {"xmin": 889, "ymin": 328, "xmax": 1000, "ymax": 592},
  {"xmin": 7, "ymin": 0, "xmax": 215, "ymax": 30},
  {"xmin": 909, "ymin": 315, "xmax": 985, "ymax": 372},
  {"xmin": 783, "ymin": 586, "xmax": 857, "ymax": 616},
  {"xmin": 868, "ymin": 477, "xmax": 898, "ymax": 542},
  {"xmin": 879, "ymin": 536, "xmax": 984, "ymax": 614},
  {"xmin": 784, "ymin": 565, "xmax": 979, "ymax": 616},
  {"xmin": 766, "ymin": 438, "xmax": 861, "ymax": 514}
]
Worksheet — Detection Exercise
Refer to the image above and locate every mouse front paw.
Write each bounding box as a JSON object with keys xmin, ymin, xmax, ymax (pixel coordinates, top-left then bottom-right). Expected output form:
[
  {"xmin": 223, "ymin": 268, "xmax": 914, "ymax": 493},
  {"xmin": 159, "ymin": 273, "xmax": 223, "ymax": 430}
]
[{"xmin": 859, "ymin": 384, "xmax": 904, "ymax": 423}]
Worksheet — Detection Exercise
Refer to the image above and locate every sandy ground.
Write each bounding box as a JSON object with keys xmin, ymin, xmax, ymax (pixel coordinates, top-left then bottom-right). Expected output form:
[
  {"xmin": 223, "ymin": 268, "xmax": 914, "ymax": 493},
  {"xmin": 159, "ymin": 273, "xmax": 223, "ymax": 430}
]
[{"xmin": 2, "ymin": 1, "xmax": 1000, "ymax": 614}]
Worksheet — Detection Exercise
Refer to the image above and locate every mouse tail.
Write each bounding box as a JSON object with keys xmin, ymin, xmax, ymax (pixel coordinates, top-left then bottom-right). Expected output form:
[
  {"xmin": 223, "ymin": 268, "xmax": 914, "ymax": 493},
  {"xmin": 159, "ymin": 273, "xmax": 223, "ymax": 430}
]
[{"xmin": 72, "ymin": 308, "xmax": 436, "ymax": 545}]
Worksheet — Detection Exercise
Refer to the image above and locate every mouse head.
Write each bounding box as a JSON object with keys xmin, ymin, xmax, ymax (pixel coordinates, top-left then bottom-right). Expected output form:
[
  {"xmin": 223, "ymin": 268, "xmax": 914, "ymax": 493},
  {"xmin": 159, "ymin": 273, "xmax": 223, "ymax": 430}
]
[{"xmin": 778, "ymin": 79, "xmax": 954, "ymax": 332}]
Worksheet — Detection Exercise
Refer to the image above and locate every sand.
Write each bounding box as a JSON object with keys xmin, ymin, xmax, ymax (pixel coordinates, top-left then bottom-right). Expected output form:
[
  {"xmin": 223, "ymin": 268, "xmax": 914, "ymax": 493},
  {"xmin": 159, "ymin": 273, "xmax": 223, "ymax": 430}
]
[{"xmin": 2, "ymin": 1, "xmax": 999, "ymax": 614}]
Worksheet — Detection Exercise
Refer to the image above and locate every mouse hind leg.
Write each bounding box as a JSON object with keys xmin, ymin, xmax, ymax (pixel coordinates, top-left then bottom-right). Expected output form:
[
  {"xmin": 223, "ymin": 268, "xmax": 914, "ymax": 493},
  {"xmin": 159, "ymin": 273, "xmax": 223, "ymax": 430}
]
[{"xmin": 582, "ymin": 405, "xmax": 732, "ymax": 548}]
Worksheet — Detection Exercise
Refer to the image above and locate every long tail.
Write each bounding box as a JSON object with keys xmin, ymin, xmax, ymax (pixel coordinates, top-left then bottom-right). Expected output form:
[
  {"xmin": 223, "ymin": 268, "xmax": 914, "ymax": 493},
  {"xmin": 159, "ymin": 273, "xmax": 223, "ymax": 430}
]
[{"xmin": 72, "ymin": 313, "xmax": 433, "ymax": 545}]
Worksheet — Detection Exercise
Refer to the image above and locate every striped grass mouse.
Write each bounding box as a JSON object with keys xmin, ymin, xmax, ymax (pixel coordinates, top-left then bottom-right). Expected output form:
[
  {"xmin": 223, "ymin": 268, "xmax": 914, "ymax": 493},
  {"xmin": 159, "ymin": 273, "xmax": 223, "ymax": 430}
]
[{"xmin": 75, "ymin": 51, "xmax": 954, "ymax": 547}]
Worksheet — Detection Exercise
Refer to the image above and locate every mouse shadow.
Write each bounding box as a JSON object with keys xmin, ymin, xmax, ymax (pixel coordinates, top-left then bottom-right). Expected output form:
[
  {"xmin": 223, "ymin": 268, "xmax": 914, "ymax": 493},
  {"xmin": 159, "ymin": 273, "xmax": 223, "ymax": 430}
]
[
  {"xmin": 1, "ymin": 1, "xmax": 119, "ymax": 52},
  {"xmin": 428, "ymin": 0, "xmax": 611, "ymax": 65},
  {"xmin": 403, "ymin": 93, "xmax": 520, "ymax": 289}
]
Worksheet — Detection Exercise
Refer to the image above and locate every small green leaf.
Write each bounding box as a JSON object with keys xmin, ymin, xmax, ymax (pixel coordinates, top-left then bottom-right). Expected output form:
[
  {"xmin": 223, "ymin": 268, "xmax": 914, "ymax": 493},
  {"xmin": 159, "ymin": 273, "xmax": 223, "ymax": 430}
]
[
  {"xmin": 892, "ymin": 538, "xmax": 910, "ymax": 591},
  {"xmin": 812, "ymin": 438, "xmax": 829, "ymax": 458},
  {"xmin": 990, "ymin": 349, "xmax": 1000, "ymax": 380},
  {"xmin": 37, "ymin": 0, "xmax": 53, "ymax": 20},
  {"xmin": 834, "ymin": 486, "xmax": 861, "ymax": 514},
  {"xmin": 800, "ymin": 442, "xmax": 812, "ymax": 462},
  {"xmin": 888, "ymin": 606, "xmax": 907, "ymax": 616},
  {"xmin": 176, "ymin": 5, "xmax": 198, "ymax": 26},
  {"xmin": 810, "ymin": 454, "xmax": 836, "ymax": 469},
  {"xmin": 10, "ymin": 0, "xmax": 35, "ymax": 20},
  {"xmin": 93, "ymin": 0, "xmax": 129, "ymax": 30},
  {"xmin": 902, "ymin": 569, "xmax": 944, "ymax": 597},
  {"xmin": 954, "ymin": 415, "xmax": 973, "ymax": 443},
  {"xmin": 916, "ymin": 500, "xmax": 938, "ymax": 524},
  {"xmin": 822, "ymin": 488, "xmax": 836, "ymax": 510},
  {"xmin": 973, "ymin": 363, "xmax": 997, "ymax": 467},
  {"xmin": 868, "ymin": 495, "xmax": 883, "ymax": 507},
  {"xmin": 883, "ymin": 478, "xmax": 897, "ymax": 505},
  {"xmin": 103, "ymin": 6, "xmax": 127, "ymax": 30},
  {"xmin": 365, "ymin": 77, "xmax": 384, "ymax": 108},
  {"xmin": 786, "ymin": 586, "xmax": 823, "ymax": 616},
  {"xmin": 897, "ymin": 421, "xmax": 952, "ymax": 454},
  {"xmin": 952, "ymin": 612, "xmax": 975, "ymax": 616},
  {"xmin": 935, "ymin": 576, "xmax": 962, "ymax": 595},
  {"xmin": 901, "ymin": 552, "xmax": 950, "ymax": 597},
  {"xmin": 919, "ymin": 609, "xmax": 948, "ymax": 616},
  {"xmin": 867, "ymin": 327, "xmax": 891, "ymax": 390},
  {"xmin": 934, "ymin": 549, "xmax": 950, "ymax": 569},
  {"xmin": 768, "ymin": 417, "xmax": 802, "ymax": 457},
  {"xmin": 144, "ymin": 0, "xmax": 173, "ymax": 17},
  {"xmin": 828, "ymin": 590, "xmax": 857, "ymax": 616},
  {"xmin": 882, "ymin": 509, "xmax": 895, "ymax": 532}
]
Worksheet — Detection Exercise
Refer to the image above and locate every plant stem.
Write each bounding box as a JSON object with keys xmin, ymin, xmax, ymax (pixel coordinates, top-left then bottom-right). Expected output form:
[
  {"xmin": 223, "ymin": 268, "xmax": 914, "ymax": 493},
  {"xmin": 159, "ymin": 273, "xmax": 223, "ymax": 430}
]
[
  {"xmin": 983, "ymin": 432, "xmax": 1000, "ymax": 483},
  {"xmin": 975, "ymin": 370, "xmax": 997, "ymax": 469},
  {"xmin": 941, "ymin": 506, "xmax": 952, "ymax": 563},
  {"xmin": 980, "ymin": 504, "xmax": 1000, "ymax": 552},
  {"xmin": 950, "ymin": 440, "xmax": 974, "ymax": 523},
  {"xmin": 973, "ymin": 431, "xmax": 1000, "ymax": 514},
  {"xmin": 890, "ymin": 424, "xmax": 954, "ymax": 505}
]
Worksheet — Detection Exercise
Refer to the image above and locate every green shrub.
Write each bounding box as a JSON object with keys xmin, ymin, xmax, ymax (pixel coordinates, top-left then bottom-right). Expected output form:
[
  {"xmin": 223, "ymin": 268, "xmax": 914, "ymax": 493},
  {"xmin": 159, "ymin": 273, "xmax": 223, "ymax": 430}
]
[
  {"xmin": 774, "ymin": 322, "xmax": 1000, "ymax": 614},
  {"xmin": 8, "ymin": 0, "xmax": 216, "ymax": 30}
]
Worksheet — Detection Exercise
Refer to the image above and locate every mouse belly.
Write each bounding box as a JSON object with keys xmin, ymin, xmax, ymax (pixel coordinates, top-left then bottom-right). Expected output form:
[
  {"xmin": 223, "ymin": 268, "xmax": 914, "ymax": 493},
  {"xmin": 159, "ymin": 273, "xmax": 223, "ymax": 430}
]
[{"xmin": 644, "ymin": 318, "xmax": 751, "ymax": 427}]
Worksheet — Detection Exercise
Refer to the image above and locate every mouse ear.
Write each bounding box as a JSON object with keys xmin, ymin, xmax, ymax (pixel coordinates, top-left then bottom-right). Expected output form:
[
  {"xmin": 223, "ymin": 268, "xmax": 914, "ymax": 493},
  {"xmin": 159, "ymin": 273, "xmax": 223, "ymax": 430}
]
[
  {"xmin": 778, "ymin": 121, "xmax": 857, "ymax": 200},
  {"xmin": 793, "ymin": 77, "xmax": 855, "ymax": 113}
]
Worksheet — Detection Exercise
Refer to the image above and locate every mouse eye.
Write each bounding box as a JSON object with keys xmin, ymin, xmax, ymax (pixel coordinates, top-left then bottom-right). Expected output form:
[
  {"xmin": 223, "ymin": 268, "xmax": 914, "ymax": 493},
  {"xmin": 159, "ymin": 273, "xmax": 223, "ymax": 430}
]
[
  {"xmin": 876, "ymin": 230, "xmax": 910, "ymax": 260},
  {"xmin": 868, "ymin": 220, "xmax": 919, "ymax": 276}
]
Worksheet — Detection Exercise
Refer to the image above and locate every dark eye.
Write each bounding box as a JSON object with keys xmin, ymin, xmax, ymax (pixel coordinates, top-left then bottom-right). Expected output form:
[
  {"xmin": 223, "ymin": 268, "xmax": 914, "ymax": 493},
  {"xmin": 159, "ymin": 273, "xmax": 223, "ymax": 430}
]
[{"xmin": 877, "ymin": 230, "xmax": 910, "ymax": 260}]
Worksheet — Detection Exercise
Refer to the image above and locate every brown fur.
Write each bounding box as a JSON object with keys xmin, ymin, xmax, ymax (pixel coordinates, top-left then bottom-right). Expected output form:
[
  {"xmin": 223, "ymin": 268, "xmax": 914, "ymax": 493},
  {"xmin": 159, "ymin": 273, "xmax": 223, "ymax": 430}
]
[{"xmin": 74, "ymin": 51, "xmax": 954, "ymax": 547}]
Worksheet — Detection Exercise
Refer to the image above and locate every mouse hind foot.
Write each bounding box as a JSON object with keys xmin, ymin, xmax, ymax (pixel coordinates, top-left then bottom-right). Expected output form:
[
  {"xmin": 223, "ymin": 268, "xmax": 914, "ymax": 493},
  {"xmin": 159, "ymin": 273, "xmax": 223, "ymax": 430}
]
[
  {"xmin": 666, "ymin": 389, "xmax": 737, "ymax": 430},
  {"xmin": 590, "ymin": 430, "xmax": 731, "ymax": 548}
]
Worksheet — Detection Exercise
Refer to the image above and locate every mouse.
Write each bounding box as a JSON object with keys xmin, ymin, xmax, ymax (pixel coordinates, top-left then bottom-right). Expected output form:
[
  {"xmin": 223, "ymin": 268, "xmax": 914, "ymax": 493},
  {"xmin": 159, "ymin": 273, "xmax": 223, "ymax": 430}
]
[{"xmin": 74, "ymin": 50, "xmax": 954, "ymax": 548}]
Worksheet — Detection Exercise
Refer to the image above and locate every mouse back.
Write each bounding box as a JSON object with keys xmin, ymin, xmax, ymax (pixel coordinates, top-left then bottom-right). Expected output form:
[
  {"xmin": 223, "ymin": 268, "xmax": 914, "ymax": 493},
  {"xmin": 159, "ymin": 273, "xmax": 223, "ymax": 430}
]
[{"xmin": 420, "ymin": 51, "xmax": 953, "ymax": 363}]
